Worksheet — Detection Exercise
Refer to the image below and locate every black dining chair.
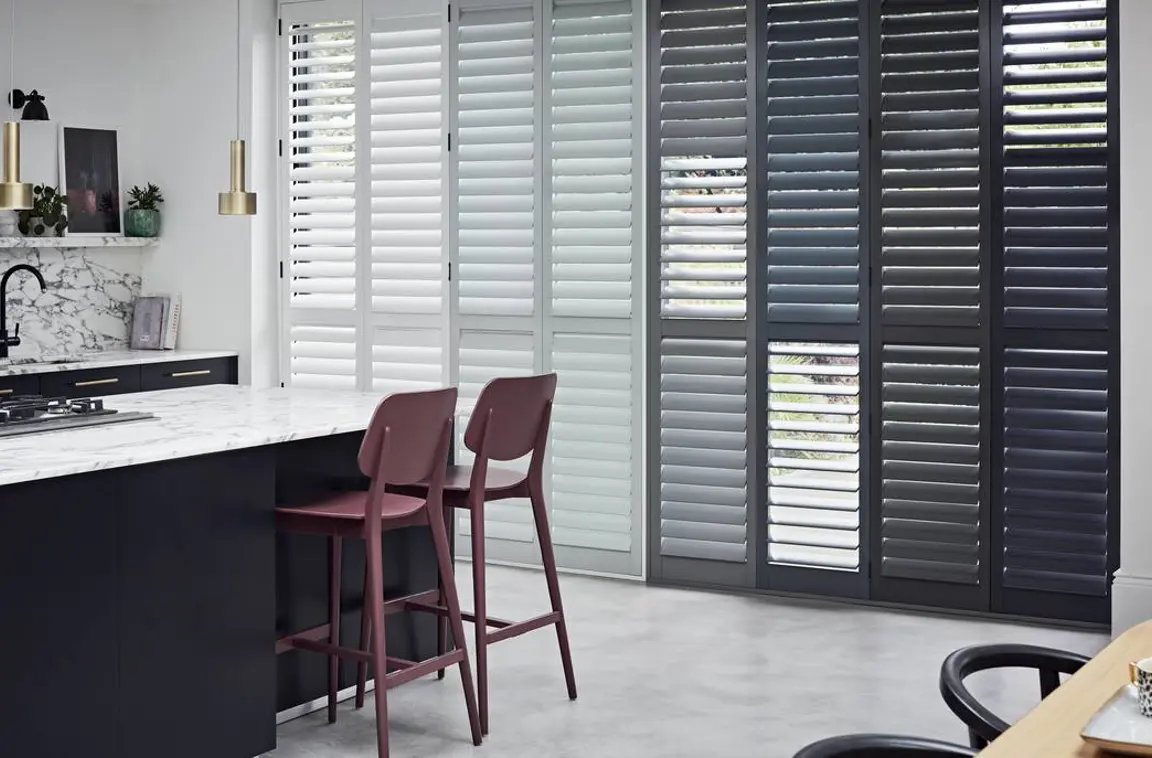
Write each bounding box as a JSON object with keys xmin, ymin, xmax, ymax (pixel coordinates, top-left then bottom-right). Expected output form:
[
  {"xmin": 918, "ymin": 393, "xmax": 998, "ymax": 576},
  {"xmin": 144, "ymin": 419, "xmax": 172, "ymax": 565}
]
[
  {"xmin": 794, "ymin": 734, "xmax": 977, "ymax": 757},
  {"xmin": 939, "ymin": 643, "xmax": 1090, "ymax": 749}
]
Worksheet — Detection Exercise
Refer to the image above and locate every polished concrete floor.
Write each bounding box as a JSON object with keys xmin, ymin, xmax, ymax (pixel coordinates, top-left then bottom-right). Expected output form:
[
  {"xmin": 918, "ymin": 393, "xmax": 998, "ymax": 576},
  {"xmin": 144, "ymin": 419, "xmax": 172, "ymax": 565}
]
[{"xmin": 266, "ymin": 564, "xmax": 1107, "ymax": 758}]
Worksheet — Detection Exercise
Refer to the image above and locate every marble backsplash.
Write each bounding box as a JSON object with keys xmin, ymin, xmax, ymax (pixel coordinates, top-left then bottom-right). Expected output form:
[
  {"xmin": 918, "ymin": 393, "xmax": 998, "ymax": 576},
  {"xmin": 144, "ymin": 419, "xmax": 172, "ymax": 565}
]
[{"xmin": 0, "ymin": 247, "xmax": 142, "ymax": 360}]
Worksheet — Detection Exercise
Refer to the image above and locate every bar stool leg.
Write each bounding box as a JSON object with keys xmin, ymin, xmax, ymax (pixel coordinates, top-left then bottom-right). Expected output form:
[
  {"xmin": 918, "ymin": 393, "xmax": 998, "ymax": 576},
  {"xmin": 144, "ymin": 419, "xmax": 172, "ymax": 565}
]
[
  {"xmin": 328, "ymin": 537, "xmax": 344, "ymax": 724},
  {"xmin": 430, "ymin": 508, "xmax": 483, "ymax": 746},
  {"xmin": 355, "ymin": 561, "xmax": 370, "ymax": 710},
  {"xmin": 365, "ymin": 537, "xmax": 391, "ymax": 758},
  {"xmin": 470, "ymin": 505, "xmax": 489, "ymax": 734},
  {"xmin": 436, "ymin": 506, "xmax": 450, "ymax": 681},
  {"xmin": 530, "ymin": 489, "xmax": 577, "ymax": 701}
]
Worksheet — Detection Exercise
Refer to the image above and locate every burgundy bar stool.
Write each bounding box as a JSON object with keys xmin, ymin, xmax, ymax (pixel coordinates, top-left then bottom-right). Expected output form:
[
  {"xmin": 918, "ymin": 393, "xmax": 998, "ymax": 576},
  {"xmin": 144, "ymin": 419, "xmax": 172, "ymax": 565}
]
[
  {"xmin": 375, "ymin": 373, "xmax": 576, "ymax": 735},
  {"xmin": 275, "ymin": 387, "xmax": 482, "ymax": 758}
]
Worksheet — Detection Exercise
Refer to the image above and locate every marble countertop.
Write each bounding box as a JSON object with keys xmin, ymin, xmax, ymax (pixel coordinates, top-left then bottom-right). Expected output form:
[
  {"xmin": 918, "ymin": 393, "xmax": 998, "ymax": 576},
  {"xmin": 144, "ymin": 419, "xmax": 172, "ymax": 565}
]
[
  {"xmin": 0, "ymin": 385, "xmax": 386, "ymax": 486},
  {"xmin": 0, "ymin": 349, "xmax": 238, "ymax": 376}
]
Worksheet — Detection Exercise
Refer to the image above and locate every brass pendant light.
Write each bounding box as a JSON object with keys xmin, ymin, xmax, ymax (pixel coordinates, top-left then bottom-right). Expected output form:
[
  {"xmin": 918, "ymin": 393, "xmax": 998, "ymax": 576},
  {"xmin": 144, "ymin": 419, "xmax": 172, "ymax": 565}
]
[
  {"xmin": 218, "ymin": 0, "xmax": 256, "ymax": 216},
  {"xmin": 0, "ymin": 1, "xmax": 32, "ymax": 211}
]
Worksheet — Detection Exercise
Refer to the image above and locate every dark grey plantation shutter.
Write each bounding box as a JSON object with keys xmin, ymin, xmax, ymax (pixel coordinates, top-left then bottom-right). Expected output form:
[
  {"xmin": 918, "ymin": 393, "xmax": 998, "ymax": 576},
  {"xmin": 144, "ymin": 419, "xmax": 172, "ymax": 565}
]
[
  {"xmin": 1002, "ymin": 348, "xmax": 1108, "ymax": 596},
  {"xmin": 658, "ymin": 338, "xmax": 749, "ymax": 564},
  {"xmin": 996, "ymin": 0, "xmax": 1115, "ymax": 622},
  {"xmin": 1001, "ymin": 0, "xmax": 1108, "ymax": 330},
  {"xmin": 657, "ymin": 0, "xmax": 748, "ymax": 320},
  {"xmin": 881, "ymin": 345, "xmax": 981, "ymax": 585},
  {"xmin": 652, "ymin": 0, "xmax": 752, "ymax": 587},
  {"xmin": 764, "ymin": 0, "xmax": 861, "ymax": 326},
  {"xmin": 880, "ymin": 0, "xmax": 981, "ymax": 329},
  {"xmin": 762, "ymin": 0, "xmax": 865, "ymax": 593},
  {"xmin": 875, "ymin": 0, "xmax": 986, "ymax": 608}
]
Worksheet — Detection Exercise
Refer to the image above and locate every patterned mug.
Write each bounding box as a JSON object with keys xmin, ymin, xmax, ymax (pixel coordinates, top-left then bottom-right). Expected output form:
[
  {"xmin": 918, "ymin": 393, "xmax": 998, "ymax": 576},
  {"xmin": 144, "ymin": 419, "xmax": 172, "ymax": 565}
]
[{"xmin": 1129, "ymin": 658, "xmax": 1152, "ymax": 717}]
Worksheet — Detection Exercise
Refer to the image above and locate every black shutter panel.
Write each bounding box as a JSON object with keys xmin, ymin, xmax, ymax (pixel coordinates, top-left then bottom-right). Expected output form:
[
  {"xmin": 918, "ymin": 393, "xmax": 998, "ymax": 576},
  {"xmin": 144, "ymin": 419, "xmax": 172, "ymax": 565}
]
[
  {"xmin": 761, "ymin": 0, "xmax": 867, "ymax": 598},
  {"xmin": 994, "ymin": 0, "xmax": 1116, "ymax": 623},
  {"xmin": 873, "ymin": 0, "xmax": 987, "ymax": 610}
]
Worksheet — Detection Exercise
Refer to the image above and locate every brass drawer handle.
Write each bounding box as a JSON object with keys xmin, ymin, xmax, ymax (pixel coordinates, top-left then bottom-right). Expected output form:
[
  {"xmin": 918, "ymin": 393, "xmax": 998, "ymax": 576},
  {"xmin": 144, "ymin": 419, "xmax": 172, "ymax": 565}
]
[
  {"xmin": 0, "ymin": 388, "xmax": 14, "ymax": 395},
  {"xmin": 168, "ymin": 369, "xmax": 212, "ymax": 378},
  {"xmin": 74, "ymin": 378, "xmax": 120, "ymax": 388}
]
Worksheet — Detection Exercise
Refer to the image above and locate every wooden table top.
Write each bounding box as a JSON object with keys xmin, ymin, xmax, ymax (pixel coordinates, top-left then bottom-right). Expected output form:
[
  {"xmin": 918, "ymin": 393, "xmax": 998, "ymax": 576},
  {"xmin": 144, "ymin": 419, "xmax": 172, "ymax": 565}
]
[{"xmin": 981, "ymin": 621, "xmax": 1152, "ymax": 756}]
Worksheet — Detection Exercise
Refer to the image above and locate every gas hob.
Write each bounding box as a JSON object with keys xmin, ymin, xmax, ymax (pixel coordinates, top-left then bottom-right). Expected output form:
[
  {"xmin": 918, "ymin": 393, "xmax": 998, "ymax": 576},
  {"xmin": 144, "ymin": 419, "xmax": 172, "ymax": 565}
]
[{"xmin": 0, "ymin": 395, "xmax": 154, "ymax": 438}]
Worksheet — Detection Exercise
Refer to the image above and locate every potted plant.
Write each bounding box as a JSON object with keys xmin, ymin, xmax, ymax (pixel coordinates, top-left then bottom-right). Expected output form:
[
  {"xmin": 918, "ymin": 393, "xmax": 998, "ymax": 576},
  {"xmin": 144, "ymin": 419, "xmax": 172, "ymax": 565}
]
[
  {"xmin": 17, "ymin": 185, "xmax": 67, "ymax": 236},
  {"xmin": 125, "ymin": 183, "xmax": 164, "ymax": 238}
]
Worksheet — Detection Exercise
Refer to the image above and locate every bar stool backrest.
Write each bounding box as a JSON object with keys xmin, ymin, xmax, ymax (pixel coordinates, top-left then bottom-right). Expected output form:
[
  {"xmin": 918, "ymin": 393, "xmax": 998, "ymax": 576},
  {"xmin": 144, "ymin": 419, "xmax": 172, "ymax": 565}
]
[
  {"xmin": 358, "ymin": 387, "xmax": 458, "ymax": 485},
  {"xmin": 464, "ymin": 374, "xmax": 558, "ymax": 462}
]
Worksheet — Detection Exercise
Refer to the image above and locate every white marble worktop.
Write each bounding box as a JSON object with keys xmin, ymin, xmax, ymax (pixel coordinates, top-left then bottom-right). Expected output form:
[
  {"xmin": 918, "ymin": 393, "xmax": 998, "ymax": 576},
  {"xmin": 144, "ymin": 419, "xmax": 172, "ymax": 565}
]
[
  {"xmin": 0, "ymin": 385, "xmax": 386, "ymax": 486},
  {"xmin": 0, "ymin": 348, "xmax": 238, "ymax": 376}
]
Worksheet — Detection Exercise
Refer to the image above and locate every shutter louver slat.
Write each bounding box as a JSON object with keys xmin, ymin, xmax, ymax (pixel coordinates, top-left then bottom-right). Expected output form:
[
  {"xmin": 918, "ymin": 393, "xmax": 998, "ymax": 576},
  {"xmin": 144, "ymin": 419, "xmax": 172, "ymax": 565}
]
[
  {"xmin": 551, "ymin": 333, "xmax": 634, "ymax": 553},
  {"xmin": 881, "ymin": 344, "xmax": 982, "ymax": 585},
  {"xmin": 765, "ymin": 0, "xmax": 862, "ymax": 325},
  {"xmin": 660, "ymin": 338, "xmax": 748, "ymax": 563},
  {"xmin": 286, "ymin": 18, "xmax": 360, "ymax": 390},
  {"xmin": 288, "ymin": 21, "xmax": 358, "ymax": 314},
  {"xmin": 881, "ymin": 1, "xmax": 982, "ymax": 328},
  {"xmin": 658, "ymin": 0, "xmax": 748, "ymax": 319},
  {"xmin": 767, "ymin": 342, "xmax": 860, "ymax": 571},
  {"xmin": 1002, "ymin": 347, "xmax": 1110, "ymax": 597},
  {"xmin": 456, "ymin": 4, "xmax": 538, "ymax": 318},
  {"xmin": 1002, "ymin": 1, "xmax": 1109, "ymax": 330},
  {"xmin": 369, "ymin": 6, "xmax": 448, "ymax": 395},
  {"xmin": 550, "ymin": 0, "xmax": 635, "ymax": 319}
]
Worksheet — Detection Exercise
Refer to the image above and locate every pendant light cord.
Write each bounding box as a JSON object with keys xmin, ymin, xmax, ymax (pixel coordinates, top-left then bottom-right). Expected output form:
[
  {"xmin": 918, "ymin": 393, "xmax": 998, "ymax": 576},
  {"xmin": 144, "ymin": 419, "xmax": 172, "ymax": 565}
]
[
  {"xmin": 236, "ymin": 0, "xmax": 241, "ymax": 139},
  {"xmin": 10, "ymin": 0, "xmax": 15, "ymax": 108}
]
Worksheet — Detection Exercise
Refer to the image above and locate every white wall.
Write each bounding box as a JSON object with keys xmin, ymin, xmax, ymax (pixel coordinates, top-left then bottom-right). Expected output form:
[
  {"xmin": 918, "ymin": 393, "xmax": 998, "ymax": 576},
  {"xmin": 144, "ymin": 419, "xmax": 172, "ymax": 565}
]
[
  {"xmin": 134, "ymin": 0, "xmax": 279, "ymax": 385},
  {"xmin": 1115, "ymin": 0, "xmax": 1151, "ymax": 634}
]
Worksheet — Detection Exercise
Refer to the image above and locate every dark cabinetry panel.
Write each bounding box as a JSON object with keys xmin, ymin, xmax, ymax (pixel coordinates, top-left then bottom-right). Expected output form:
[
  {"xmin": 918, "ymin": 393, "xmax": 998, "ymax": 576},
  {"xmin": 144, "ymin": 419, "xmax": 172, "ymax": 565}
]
[
  {"xmin": 0, "ymin": 471, "xmax": 121, "ymax": 757},
  {"xmin": 0, "ymin": 373, "xmax": 39, "ymax": 398},
  {"xmin": 40, "ymin": 364, "xmax": 142, "ymax": 397},
  {"xmin": 140, "ymin": 358, "xmax": 238, "ymax": 391}
]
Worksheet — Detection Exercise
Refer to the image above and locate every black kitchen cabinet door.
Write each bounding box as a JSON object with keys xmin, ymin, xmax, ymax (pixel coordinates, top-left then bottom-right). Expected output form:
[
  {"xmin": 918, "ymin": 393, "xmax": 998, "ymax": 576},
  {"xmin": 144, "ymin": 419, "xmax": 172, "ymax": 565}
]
[
  {"xmin": 40, "ymin": 365, "xmax": 142, "ymax": 398},
  {"xmin": 140, "ymin": 357, "xmax": 238, "ymax": 391},
  {"xmin": 0, "ymin": 471, "xmax": 120, "ymax": 757},
  {"xmin": 0, "ymin": 373, "xmax": 39, "ymax": 399}
]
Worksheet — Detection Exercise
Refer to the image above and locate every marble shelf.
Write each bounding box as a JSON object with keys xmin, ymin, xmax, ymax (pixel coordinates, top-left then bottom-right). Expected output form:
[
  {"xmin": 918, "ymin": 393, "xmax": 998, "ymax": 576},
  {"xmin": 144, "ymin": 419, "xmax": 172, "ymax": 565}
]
[{"xmin": 0, "ymin": 236, "xmax": 158, "ymax": 249}]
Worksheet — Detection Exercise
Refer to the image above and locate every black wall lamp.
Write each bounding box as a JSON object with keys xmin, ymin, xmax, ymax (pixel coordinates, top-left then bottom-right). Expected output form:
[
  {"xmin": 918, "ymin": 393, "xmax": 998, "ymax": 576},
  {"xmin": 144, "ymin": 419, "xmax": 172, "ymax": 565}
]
[{"xmin": 8, "ymin": 89, "xmax": 47, "ymax": 121}]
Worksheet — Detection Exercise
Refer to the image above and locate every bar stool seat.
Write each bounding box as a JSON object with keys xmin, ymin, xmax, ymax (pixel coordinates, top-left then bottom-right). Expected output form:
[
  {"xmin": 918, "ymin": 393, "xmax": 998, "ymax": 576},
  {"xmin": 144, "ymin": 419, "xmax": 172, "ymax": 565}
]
[
  {"xmin": 439, "ymin": 465, "xmax": 525, "ymax": 495},
  {"xmin": 278, "ymin": 490, "xmax": 427, "ymax": 522}
]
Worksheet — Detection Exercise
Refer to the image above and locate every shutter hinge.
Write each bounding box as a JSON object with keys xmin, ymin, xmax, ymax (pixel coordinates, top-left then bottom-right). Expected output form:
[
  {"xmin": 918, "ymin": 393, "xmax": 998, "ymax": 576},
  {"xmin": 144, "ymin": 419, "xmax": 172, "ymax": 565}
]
[
  {"xmin": 867, "ymin": 116, "xmax": 873, "ymax": 140},
  {"xmin": 448, "ymin": 132, "xmax": 452, "ymax": 152},
  {"xmin": 279, "ymin": 261, "xmax": 284, "ymax": 279},
  {"xmin": 448, "ymin": 262, "xmax": 452, "ymax": 281},
  {"xmin": 447, "ymin": 3, "xmax": 452, "ymax": 22},
  {"xmin": 280, "ymin": 382, "xmax": 286, "ymax": 388},
  {"xmin": 278, "ymin": 18, "xmax": 283, "ymax": 36},
  {"xmin": 278, "ymin": 139, "xmax": 283, "ymax": 158}
]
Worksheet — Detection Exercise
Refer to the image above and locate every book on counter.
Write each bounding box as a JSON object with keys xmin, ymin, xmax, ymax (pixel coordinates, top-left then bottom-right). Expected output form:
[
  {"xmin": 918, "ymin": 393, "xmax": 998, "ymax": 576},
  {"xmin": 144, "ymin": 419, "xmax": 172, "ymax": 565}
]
[{"xmin": 130, "ymin": 293, "xmax": 182, "ymax": 350}]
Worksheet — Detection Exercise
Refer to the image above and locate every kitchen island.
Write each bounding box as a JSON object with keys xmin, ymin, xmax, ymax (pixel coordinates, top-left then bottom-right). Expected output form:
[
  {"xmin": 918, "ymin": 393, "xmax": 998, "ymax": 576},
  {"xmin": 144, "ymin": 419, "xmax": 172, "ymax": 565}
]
[{"xmin": 0, "ymin": 385, "xmax": 444, "ymax": 758}]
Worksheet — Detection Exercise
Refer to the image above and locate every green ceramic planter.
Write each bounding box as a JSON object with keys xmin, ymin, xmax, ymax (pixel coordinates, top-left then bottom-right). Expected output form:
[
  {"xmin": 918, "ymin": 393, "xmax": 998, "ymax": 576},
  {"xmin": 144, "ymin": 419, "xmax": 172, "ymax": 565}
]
[{"xmin": 124, "ymin": 209, "xmax": 161, "ymax": 238}]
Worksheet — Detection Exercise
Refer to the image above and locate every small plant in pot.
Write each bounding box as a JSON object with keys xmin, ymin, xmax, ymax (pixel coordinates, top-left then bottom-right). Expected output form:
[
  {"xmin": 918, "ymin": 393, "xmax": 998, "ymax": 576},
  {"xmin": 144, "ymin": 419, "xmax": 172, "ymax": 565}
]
[
  {"xmin": 17, "ymin": 185, "xmax": 67, "ymax": 237},
  {"xmin": 125, "ymin": 183, "xmax": 164, "ymax": 238}
]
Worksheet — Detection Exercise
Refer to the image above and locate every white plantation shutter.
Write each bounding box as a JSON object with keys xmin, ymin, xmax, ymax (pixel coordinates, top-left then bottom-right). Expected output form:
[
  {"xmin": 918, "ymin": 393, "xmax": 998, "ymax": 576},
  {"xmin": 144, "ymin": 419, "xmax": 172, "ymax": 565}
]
[
  {"xmin": 453, "ymin": 1, "xmax": 540, "ymax": 320},
  {"xmin": 282, "ymin": 5, "xmax": 360, "ymax": 389},
  {"xmin": 367, "ymin": 0, "xmax": 450, "ymax": 393},
  {"xmin": 545, "ymin": 0, "xmax": 642, "ymax": 575},
  {"xmin": 280, "ymin": 0, "xmax": 644, "ymax": 577},
  {"xmin": 450, "ymin": 0, "xmax": 545, "ymax": 566}
]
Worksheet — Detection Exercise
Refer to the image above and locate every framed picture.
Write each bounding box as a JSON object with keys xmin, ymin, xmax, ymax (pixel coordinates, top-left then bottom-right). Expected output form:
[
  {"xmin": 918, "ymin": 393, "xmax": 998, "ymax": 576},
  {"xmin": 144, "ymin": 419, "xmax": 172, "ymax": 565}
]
[{"xmin": 59, "ymin": 126, "xmax": 122, "ymax": 236}]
